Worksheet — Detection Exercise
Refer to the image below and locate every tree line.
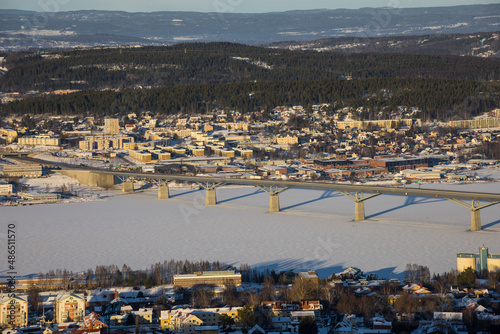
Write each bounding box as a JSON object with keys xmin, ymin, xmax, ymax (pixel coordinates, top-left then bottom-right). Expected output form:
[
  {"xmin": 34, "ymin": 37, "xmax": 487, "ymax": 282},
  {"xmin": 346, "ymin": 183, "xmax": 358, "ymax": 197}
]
[
  {"xmin": 1, "ymin": 42, "xmax": 499, "ymax": 93},
  {"xmin": 2, "ymin": 77, "xmax": 498, "ymax": 122}
]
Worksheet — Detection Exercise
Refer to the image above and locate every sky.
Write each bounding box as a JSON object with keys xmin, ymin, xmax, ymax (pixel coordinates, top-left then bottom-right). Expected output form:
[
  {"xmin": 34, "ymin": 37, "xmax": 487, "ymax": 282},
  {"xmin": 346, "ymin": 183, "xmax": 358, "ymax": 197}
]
[{"xmin": 0, "ymin": 0, "xmax": 496, "ymax": 13}]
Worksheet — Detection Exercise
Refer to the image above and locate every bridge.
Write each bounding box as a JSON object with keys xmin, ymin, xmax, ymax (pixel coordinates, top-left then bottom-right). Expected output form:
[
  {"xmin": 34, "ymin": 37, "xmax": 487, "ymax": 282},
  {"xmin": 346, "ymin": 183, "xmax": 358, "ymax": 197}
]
[
  {"xmin": 101, "ymin": 169, "xmax": 500, "ymax": 232},
  {"xmin": 5, "ymin": 155, "xmax": 500, "ymax": 231}
]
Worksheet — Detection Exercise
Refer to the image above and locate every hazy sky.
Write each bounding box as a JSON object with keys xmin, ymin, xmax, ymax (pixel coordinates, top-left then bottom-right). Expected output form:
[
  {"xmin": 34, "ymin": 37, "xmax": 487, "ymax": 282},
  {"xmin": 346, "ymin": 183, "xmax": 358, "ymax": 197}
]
[{"xmin": 0, "ymin": 0, "xmax": 495, "ymax": 13}]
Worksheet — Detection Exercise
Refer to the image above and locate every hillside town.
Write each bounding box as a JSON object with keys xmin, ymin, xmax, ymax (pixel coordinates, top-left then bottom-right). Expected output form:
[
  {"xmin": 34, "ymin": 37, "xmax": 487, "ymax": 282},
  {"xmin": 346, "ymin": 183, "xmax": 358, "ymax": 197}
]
[{"xmin": 1, "ymin": 105, "xmax": 500, "ymax": 204}]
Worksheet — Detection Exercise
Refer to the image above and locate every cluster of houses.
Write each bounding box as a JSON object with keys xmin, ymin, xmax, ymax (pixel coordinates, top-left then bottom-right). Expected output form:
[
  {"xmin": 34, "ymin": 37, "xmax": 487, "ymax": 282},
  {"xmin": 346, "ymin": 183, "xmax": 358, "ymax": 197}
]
[{"xmin": 1, "ymin": 267, "xmax": 499, "ymax": 334}]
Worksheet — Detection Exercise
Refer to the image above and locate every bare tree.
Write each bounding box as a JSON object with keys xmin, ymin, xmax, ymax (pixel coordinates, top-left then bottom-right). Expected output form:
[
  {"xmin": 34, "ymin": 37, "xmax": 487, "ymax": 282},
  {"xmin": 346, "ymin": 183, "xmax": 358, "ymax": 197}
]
[
  {"xmin": 222, "ymin": 283, "xmax": 240, "ymax": 306},
  {"xmin": 191, "ymin": 284, "xmax": 214, "ymax": 308}
]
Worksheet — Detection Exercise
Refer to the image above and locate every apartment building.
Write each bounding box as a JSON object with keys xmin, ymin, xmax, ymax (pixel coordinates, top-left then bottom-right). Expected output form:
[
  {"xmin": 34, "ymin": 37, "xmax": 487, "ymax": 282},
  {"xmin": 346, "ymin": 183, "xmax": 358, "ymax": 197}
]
[
  {"xmin": 0, "ymin": 294, "xmax": 28, "ymax": 328},
  {"xmin": 104, "ymin": 118, "xmax": 120, "ymax": 135},
  {"xmin": 54, "ymin": 293, "xmax": 86, "ymax": 323}
]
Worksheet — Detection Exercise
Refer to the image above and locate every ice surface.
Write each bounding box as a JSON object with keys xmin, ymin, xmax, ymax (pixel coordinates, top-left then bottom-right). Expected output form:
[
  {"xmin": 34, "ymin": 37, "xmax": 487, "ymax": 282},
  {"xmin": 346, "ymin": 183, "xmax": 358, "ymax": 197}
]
[{"xmin": 1, "ymin": 182, "xmax": 499, "ymax": 279}]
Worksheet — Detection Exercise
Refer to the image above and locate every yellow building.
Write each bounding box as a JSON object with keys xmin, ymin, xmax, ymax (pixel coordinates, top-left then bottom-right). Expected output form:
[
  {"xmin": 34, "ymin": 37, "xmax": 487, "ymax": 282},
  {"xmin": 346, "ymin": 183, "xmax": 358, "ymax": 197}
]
[
  {"xmin": 0, "ymin": 128, "xmax": 18, "ymax": 144},
  {"xmin": 173, "ymin": 271, "xmax": 241, "ymax": 288},
  {"xmin": 276, "ymin": 134, "xmax": 298, "ymax": 145},
  {"xmin": 123, "ymin": 142, "xmax": 138, "ymax": 150},
  {"xmin": 0, "ymin": 182, "xmax": 13, "ymax": 195},
  {"xmin": 174, "ymin": 148, "xmax": 187, "ymax": 155},
  {"xmin": 234, "ymin": 149, "xmax": 253, "ymax": 159},
  {"xmin": 151, "ymin": 150, "xmax": 171, "ymax": 160},
  {"xmin": 54, "ymin": 293, "xmax": 85, "ymax": 323},
  {"xmin": 79, "ymin": 135, "xmax": 134, "ymax": 151},
  {"xmin": 129, "ymin": 150, "xmax": 152, "ymax": 162},
  {"xmin": 336, "ymin": 119, "xmax": 413, "ymax": 130},
  {"xmin": 79, "ymin": 140, "xmax": 92, "ymax": 151},
  {"xmin": 221, "ymin": 150, "xmax": 235, "ymax": 158},
  {"xmin": 135, "ymin": 308, "xmax": 153, "ymax": 324},
  {"xmin": 161, "ymin": 307, "xmax": 241, "ymax": 333},
  {"xmin": 192, "ymin": 149, "xmax": 206, "ymax": 157},
  {"xmin": 0, "ymin": 294, "xmax": 28, "ymax": 328},
  {"xmin": 18, "ymin": 135, "xmax": 60, "ymax": 146}
]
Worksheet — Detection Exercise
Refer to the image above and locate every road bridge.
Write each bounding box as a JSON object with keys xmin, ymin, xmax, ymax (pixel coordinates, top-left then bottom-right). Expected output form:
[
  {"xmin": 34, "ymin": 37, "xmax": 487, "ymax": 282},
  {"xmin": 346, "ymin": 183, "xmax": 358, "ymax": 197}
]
[
  {"xmin": 7, "ymin": 156, "xmax": 500, "ymax": 231},
  {"xmin": 99, "ymin": 169, "xmax": 500, "ymax": 231}
]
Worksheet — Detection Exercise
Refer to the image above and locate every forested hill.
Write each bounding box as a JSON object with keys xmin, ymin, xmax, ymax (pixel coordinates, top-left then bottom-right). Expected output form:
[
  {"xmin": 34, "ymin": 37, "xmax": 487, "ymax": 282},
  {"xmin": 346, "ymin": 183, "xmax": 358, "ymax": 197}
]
[
  {"xmin": 2, "ymin": 78, "xmax": 499, "ymax": 123},
  {"xmin": 1, "ymin": 42, "xmax": 500, "ymax": 93},
  {"xmin": 269, "ymin": 31, "xmax": 500, "ymax": 58}
]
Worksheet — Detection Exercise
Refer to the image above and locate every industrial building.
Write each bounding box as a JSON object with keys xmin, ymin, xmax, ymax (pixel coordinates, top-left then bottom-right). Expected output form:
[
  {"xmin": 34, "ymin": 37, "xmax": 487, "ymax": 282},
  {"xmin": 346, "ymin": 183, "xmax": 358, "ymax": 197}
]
[{"xmin": 457, "ymin": 247, "xmax": 500, "ymax": 273}]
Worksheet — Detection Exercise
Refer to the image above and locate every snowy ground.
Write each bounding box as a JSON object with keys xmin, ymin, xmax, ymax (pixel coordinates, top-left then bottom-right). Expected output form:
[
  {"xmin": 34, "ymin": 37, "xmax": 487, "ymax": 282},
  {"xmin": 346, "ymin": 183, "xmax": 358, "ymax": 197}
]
[{"xmin": 1, "ymin": 180, "xmax": 499, "ymax": 279}]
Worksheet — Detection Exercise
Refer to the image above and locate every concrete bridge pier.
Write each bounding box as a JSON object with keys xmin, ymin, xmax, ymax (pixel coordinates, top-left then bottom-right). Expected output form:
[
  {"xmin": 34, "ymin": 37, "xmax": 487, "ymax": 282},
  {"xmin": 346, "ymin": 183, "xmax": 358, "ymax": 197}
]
[
  {"xmin": 122, "ymin": 180, "xmax": 134, "ymax": 193},
  {"xmin": 471, "ymin": 209, "xmax": 481, "ymax": 232},
  {"xmin": 446, "ymin": 198, "xmax": 499, "ymax": 231},
  {"xmin": 158, "ymin": 181, "xmax": 171, "ymax": 199},
  {"xmin": 257, "ymin": 186, "xmax": 290, "ymax": 212},
  {"xmin": 354, "ymin": 201, "xmax": 365, "ymax": 221},
  {"xmin": 338, "ymin": 191, "xmax": 381, "ymax": 221},
  {"xmin": 197, "ymin": 182, "xmax": 224, "ymax": 206}
]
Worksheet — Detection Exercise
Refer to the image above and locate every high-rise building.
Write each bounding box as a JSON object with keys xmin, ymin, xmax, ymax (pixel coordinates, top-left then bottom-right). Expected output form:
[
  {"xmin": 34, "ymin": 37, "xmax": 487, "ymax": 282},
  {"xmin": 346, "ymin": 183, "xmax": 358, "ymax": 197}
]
[{"xmin": 104, "ymin": 118, "xmax": 120, "ymax": 135}]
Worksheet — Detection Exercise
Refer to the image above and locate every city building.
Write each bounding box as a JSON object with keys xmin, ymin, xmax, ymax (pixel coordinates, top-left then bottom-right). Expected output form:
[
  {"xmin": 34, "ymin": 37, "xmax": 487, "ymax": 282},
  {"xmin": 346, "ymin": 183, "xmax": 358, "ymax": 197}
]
[
  {"xmin": 18, "ymin": 135, "xmax": 60, "ymax": 146},
  {"xmin": 297, "ymin": 270, "xmax": 320, "ymax": 285},
  {"xmin": 134, "ymin": 308, "xmax": 153, "ymax": 324},
  {"xmin": 457, "ymin": 247, "xmax": 500, "ymax": 273},
  {"xmin": 0, "ymin": 128, "xmax": 18, "ymax": 144},
  {"xmin": 161, "ymin": 307, "xmax": 241, "ymax": 332},
  {"xmin": 1, "ymin": 164, "xmax": 43, "ymax": 178},
  {"xmin": 104, "ymin": 118, "xmax": 120, "ymax": 135},
  {"xmin": 79, "ymin": 135, "xmax": 134, "ymax": 151},
  {"xmin": 18, "ymin": 192, "xmax": 61, "ymax": 201},
  {"xmin": 54, "ymin": 293, "xmax": 86, "ymax": 323},
  {"xmin": 0, "ymin": 294, "xmax": 29, "ymax": 328},
  {"xmin": 0, "ymin": 182, "xmax": 13, "ymax": 195},
  {"xmin": 369, "ymin": 156, "xmax": 429, "ymax": 172},
  {"xmin": 276, "ymin": 134, "xmax": 299, "ymax": 145},
  {"xmin": 129, "ymin": 150, "xmax": 152, "ymax": 163},
  {"xmin": 173, "ymin": 271, "xmax": 242, "ymax": 288}
]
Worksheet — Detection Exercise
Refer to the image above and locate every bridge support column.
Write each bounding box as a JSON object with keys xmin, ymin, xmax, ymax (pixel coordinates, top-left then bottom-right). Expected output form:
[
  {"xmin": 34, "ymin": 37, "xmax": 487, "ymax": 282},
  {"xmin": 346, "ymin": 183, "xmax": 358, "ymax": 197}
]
[
  {"xmin": 269, "ymin": 194, "xmax": 280, "ymax": 213},
  {"xmin": 158, "ymin": 183, "xmax": 170, "ymax": 199},
  {"xmin": 354, "ymin": 201, "xmax": 365, "ymax": 221},
  {"xmin": 122, "ymin": 180, "xmax": 134, "ymax": 193},
  {"xmin": 197, "ymin": 182, "xmax": 224, "ymax": 206},
  {"xmin": 206, "ymin": 188, "xmax": 217, "ymax": 206},
  {"xmin": 257, "ymin": 186, "xmax": 290, "ymax": 213},
  {"xmin": 471, "ymin": 209, "xmax": 481, "ymax": 232},
  {"xmin": 338, "ymin": 191, "xmax": 381, "ymax": 221},
  {"xmin": 446, "ymin": 198, "xmax": 499, "ymax": 231}
]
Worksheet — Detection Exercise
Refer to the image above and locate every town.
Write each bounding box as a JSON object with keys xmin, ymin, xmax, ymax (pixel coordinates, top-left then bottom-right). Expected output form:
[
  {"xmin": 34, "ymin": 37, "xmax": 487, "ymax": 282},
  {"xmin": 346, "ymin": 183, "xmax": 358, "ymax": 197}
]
[
  {"xmin": 1, "ymin": 105, "xmax": 500, "ymax": 205},
  {"xmin": 1, "ymin": 248, "xmax": 500, "ymax": 334}
]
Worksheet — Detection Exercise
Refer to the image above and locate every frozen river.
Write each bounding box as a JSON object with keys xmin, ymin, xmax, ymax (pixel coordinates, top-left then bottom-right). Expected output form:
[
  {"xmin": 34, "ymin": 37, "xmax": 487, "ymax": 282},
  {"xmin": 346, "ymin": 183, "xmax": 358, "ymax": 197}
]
[{"xmin": 1, "ymin": 182, "xmax": 499, "ymax": 278}]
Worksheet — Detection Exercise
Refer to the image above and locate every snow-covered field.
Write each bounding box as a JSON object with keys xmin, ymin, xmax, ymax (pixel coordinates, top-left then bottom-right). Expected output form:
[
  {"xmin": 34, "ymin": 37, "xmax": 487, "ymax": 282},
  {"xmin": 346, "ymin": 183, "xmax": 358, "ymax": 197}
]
[{"xmin": 1, "ymin": 181, "xmax": 499, "ymax": 279}]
